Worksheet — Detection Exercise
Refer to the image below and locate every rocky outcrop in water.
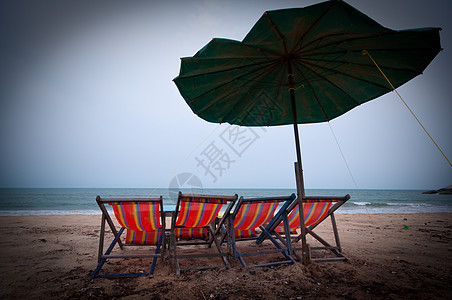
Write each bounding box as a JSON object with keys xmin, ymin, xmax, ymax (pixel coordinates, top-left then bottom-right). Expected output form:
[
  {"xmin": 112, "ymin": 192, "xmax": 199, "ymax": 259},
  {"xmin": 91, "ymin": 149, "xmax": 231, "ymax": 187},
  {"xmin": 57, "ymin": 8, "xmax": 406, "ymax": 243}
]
[{"xmin": 423, "ymin": 184, "xmax": 452, "ymax": 195}]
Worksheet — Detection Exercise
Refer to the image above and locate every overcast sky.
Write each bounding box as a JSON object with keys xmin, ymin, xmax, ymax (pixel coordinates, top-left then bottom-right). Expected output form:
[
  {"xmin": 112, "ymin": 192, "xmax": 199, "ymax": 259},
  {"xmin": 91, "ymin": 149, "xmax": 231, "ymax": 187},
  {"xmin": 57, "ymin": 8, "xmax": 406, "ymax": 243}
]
[{"xmin": 1, "ymin": 0, "xmax": 451, "ymax": 190}]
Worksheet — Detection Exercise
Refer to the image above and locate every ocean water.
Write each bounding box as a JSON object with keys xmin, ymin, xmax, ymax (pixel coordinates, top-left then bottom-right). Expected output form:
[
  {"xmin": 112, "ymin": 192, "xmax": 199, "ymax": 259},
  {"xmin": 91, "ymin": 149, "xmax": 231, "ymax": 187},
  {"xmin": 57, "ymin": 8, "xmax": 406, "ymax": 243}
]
[{"xmin": 0, "ymin": 188, "xmax": 451, "ymax": 216}]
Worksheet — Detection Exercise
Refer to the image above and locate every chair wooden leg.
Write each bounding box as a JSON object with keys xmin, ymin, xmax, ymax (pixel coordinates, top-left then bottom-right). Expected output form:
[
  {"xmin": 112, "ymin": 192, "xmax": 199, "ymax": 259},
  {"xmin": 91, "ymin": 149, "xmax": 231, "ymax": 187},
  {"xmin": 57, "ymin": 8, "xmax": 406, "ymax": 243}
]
[
  {"xmin": 209, "ymin": 224, "xmax": 230, "ymax": 269},
  {"xmin": 169, "ymin": 232, "xmax": 180, "ymax": 275},
  {"xmin": 330, "ymin": 213, "xmax": 342, "ymax": 253},
  {"xmin": 98, "ymin": 214, "xmax": 106, "ymax": 263},
  {"xmin": 305, "ymin": 227, "xmax": 345, "ymax": 260}
]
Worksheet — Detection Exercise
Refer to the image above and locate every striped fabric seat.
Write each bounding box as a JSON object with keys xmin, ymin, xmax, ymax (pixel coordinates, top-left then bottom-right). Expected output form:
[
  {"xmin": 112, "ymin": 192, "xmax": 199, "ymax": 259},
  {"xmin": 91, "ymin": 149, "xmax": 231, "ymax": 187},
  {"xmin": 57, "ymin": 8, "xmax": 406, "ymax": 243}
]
[
  {"xmin": 175, "ymin": 197, "xmax": 225, "ymax": 229},
  {"xmin": 275, "ymin": 201, "xmax": 333, "ymax": 234},
  {"xmin": 125, "ymin": 230, "xmax": 161, "ymax": 245},
  {"xmin": 174, "ymin": 228, "xmax": 208, "ymax": 239},
  {"xmin": 234, "ymin": 229, "xmax": 255, "ymax": 239},
  {"xmin": 233, "ymin": 201, "xmax": 279, "ymax": 238}
]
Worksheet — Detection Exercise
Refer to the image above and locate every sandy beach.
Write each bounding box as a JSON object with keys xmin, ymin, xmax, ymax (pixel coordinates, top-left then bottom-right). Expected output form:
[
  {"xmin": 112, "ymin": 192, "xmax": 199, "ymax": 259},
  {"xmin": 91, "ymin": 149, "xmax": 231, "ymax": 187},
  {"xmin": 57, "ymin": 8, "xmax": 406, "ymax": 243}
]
[{"xmin": 0, "ymin": 213, "xmax": 450, "ymax": 299}]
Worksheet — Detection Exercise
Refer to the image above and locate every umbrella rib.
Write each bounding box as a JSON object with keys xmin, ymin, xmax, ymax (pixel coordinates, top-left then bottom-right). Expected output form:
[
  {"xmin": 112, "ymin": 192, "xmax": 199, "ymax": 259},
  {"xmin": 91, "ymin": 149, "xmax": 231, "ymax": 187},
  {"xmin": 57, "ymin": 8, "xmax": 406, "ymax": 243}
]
[
  {"xmin": 188, "ymin": 60, "xmax": 282, "ymax": 119},
  {"xmin": 297, "ymin": 39, "xmax": 422, "ymax": 87},
  {"xmin": 238, "ymin": 65, "xmax": 287, "ymax": 126},
  {"xmin": 300, "ymin": 59, "xmax": 394, "ymax": 91},
  {"xmin": 290, "ymin": 0, "xmax": 339, "ymax": 54},
  {"xmin": 264, "ymin": 12, "xmax": 288, "ymax": 54},
  {"xmin": 237, "ymin": 59, "xmax": 285, "ymax": 89},
  {"xmin": 304, "ymin": 55, "xmax": 422, "ymax": 75},
  {"xmin": 220, "ymin": 62, "xmax": 287, "ymax": 124},
  {"xmin": 193, "ymin": 87, "xmax": 244, "ymax": 122},
  {"xmin": 193, "ymin": 58, "xmax": 282, "ymax": 98},
  {"xmin": 176, "ymin": 58, "xmax": 276, "ymax": 80},
  {"xmin": 297, "ymin": 60, "xmax": 361, "ymax": 107},
  {"xmin": 304, "ymin": 64, "xmax": 361, "ymax": 106},
  {"xmin": 269, "ymin": 67, "xmax": 288, "ymax": 124},
  {"xmin": 240, "ymin": 42, "xmax": 285, "ymax": 59},
  {"xmin": 297, "ymin": 31, "xmax": 435, "ymax": 65},
  {"xmin": 294, "ymin": 64, "xmax": 330, "ymax": 121},
  {"xmin": 297, "ymin": 31, "xmax": 392, "ymax": 54}
]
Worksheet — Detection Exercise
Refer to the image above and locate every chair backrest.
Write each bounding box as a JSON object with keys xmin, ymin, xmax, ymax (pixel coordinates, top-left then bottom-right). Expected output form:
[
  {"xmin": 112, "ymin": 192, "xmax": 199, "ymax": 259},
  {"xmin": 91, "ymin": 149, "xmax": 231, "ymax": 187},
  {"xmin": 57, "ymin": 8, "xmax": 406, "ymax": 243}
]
[
  {"xmin": 232, "ymin": 194, "xmax": 296, "ymax": 238},
  {"xmin": 234, "ymin": 200, "xmax": 278, "ymax": 230},
  {"xmin": 101, "ymin": 197, "xmax": 164, "ymax": 245},
  {"xmin": 286, "ymin": 200, "xmax": 333, "ymax": 228},
  {"xmin": 275, "ymin": 196, "xmax": 350, "ymax": 233},
  {"xmin": 174, "ymin": 193, "xmax": 237, "ymax": 228}
]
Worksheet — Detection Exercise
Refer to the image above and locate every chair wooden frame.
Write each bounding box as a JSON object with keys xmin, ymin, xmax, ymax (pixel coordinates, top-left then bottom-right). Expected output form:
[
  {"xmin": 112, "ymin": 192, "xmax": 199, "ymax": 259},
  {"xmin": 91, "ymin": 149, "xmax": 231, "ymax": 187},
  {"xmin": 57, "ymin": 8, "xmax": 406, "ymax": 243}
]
[
  {"xmin": 222, "ymin": 194, "xmax": 297, "ymax": 268},
  {"xmin": 169, "ymin": 192, "xmax": 237, "ymax": 276},
  {"xmin": 90, "ymin": 196, "xmax": 165, "ymax": 279},
  {"xmin": 258, "ymin": 194, "xmax": 350, "ymax": 263}
]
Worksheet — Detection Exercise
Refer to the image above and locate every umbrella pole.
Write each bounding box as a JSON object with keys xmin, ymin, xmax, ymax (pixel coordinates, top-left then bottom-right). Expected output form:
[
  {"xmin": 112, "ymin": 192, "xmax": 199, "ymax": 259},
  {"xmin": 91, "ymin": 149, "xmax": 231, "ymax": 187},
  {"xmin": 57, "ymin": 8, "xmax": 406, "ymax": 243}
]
[{"xmin": 288, "ymin": 63, "xmax": 310, "ymax": 265}]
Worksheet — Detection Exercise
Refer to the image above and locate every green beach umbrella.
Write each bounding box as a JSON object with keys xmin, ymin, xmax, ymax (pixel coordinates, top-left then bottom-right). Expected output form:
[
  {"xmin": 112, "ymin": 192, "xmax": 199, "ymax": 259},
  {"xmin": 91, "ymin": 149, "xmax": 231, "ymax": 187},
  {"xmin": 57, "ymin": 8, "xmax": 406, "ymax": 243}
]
[{"xmin": 173, "ymin": 0, "xmax": 441, "ymax": 263}]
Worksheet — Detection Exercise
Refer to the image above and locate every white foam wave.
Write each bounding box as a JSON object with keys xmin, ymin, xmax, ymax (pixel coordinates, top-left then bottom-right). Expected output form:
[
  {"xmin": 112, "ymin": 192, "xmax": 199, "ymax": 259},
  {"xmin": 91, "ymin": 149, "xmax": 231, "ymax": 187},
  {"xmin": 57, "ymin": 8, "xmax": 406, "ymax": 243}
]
[
  {"xmin": 387, "ymin": 202, "xmax": 429, "ymax": 207},
  {"xmin": 352, "ymin": 202, "xmax": 371, "ymax": 206}
]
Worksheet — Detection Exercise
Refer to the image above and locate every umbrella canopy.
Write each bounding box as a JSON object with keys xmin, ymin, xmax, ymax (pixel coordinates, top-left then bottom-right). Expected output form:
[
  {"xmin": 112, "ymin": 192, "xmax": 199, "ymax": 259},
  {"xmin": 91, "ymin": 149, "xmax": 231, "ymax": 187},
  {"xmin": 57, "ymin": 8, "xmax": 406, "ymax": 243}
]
[{"xmin": 173, "ymin": 0, "xmax": 441, "ymax": 126}]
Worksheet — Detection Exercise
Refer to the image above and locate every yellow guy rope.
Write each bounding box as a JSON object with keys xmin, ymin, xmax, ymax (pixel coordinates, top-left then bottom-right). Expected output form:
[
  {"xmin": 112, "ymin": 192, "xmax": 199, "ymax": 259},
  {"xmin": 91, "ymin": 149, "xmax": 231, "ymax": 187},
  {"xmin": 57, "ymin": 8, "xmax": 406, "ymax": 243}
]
[
  {"xmin": 147, "ymin": 123, "xmax": 222, "ymax": 197},
  {"xmin": 362, "ymin": 50, "xmax": 452, "ymax": 167}
]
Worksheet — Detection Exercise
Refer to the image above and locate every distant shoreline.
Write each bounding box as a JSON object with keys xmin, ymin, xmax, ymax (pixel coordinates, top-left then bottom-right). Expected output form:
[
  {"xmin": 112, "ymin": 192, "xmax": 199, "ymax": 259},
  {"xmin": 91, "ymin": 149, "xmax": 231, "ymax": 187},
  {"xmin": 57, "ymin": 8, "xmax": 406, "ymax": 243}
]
[
  {"xmin": 1, "ymin": 211, "xmax": 451, "ymax": 217},
  {"xmin": 1, "ymin": 188, "xmax": 452, "ymax": 215}
]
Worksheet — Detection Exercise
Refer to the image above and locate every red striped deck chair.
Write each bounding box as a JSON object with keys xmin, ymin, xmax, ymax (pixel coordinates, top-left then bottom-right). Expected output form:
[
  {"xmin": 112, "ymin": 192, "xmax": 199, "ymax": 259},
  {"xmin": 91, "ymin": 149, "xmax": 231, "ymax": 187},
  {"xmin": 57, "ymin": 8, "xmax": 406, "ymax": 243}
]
[
  {"xmin": 224, "ymin": 194, "xmax": 296, "ymax": 268},
  {"xmin": 90, "ymin": 196, "xmax": 165, "ymax": 279},
  {"xmin": 170, "ymin": 192, "xmax": 237, "ymax": 276},
  {"xmin": 259, "ymin": 195, "xmax": 350, "ymax": 262}
]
